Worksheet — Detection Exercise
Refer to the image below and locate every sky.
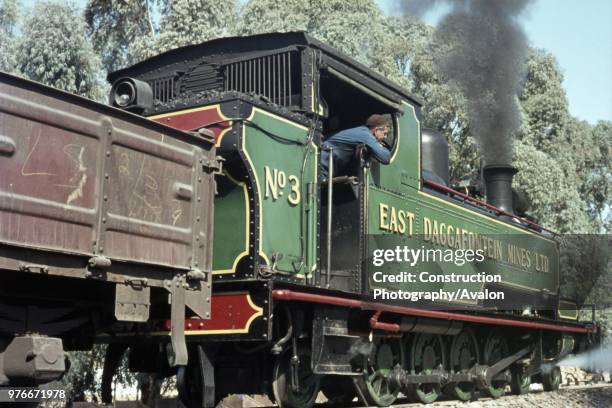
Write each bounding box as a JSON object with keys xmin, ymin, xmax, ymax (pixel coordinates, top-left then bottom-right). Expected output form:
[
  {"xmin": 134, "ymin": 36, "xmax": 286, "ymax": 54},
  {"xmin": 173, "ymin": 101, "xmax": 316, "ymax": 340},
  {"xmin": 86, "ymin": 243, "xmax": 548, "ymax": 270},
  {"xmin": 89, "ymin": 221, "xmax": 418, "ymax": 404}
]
[{"xmin": 20, "ymin": 0, "xmax": 612, "ymax": 124}]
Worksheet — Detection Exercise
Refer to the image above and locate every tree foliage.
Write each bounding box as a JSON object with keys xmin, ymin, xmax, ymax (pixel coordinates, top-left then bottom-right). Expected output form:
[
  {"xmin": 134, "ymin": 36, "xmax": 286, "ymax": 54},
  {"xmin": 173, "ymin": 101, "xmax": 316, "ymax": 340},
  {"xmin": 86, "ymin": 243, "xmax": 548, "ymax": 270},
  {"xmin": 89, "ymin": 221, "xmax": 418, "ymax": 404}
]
[
  {"xmin": 0, "ymin": 0, "xmax": 18, "ymax": 72},
  {"xmin": 513, "ymin": 140, "xmax": 593, "ymax": 232},
  {"xmin": 85, "ymin": 0, "xmax": 161, "ymax": 72},
  {"xmin": 376, "ymin": 16, "xmax": 432, "ymax": 88},
  {"xmin": 519, "ymin": 49, "xmax": 570, "ymax": 152},
  {"xmin": 15, "ymin": 1, "xmax": 102, "ymax": 100},
  {"xmin": 589, "ymin": 121, "xmax": 612, "ymax": 225},
  {"xmin": 60, "ymin": 349, "xmax": 102, "ymax": 402},
  {"xmin": 158, "ymin": 0, "xmax": 237, "ymax": 48},
  {"xmin": 130, "ymin": 0, "xmax": 238, "ymax": 62},
  {"xmin": 239, "ymin": 0, "xmax": 386, "ymax": 68},
  {"xmin": 516, "ymin": 49, "xmax": 610, "ymax": 232}
]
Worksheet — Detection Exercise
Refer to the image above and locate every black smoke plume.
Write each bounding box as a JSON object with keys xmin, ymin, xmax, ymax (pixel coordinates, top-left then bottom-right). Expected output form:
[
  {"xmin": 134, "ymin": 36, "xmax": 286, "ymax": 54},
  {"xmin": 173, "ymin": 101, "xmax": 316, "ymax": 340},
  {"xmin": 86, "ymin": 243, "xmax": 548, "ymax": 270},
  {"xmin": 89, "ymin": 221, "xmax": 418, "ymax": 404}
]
[{"xmin": 401, "ymin": 0, "xmax": 533, "ymax": 165}]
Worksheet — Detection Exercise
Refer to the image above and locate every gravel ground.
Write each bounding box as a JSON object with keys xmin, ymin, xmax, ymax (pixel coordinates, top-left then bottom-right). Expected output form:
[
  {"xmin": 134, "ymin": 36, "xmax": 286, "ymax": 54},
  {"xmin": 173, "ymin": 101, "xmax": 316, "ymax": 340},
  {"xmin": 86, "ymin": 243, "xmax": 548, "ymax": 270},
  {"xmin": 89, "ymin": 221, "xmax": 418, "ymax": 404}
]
[
  {"xmin": 410, "ymin": 385, "xmax": 612, "ymax": 408},
  {"xmin": 69, "ymin": 384, "xmax": 612, "ymax": 408}
]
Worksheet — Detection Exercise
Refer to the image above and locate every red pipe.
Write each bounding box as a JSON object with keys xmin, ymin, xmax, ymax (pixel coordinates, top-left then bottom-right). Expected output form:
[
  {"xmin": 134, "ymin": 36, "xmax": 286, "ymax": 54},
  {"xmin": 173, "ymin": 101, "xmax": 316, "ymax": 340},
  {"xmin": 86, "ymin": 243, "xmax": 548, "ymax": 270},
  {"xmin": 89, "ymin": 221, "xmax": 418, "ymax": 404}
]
[
  {"xmin": 423, "ymin": 179, "xmax": 557, "ymax": 236},
  {"xmin": 369, "ymin": 311, "xmax": 401, "ymax": 332},
  {"xmin": 272, "ymin": 289, "xmax": 594, "ymax": 334}
]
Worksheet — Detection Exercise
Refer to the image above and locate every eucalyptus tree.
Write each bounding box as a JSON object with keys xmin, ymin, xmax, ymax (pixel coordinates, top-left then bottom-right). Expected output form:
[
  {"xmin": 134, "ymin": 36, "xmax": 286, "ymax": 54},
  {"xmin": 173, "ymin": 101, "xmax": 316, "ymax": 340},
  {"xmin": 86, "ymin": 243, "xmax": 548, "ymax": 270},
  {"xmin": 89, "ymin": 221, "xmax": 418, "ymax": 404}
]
[
  {"xmin": 0, "ymin": 0, "xmax": 18, "ymax": 72},
  {"xmin": 15, "ymin": 1, "xmax": 102, "ymax": 100},
  {"xmin": 374, "ymin": 15, "xmax": 432, "ymax": 88},
  {"xmin": 519, "ymin": 49, "xmax": 571, "ymax": 153},
  {"xmin": 239, "ymin": 0, "xmax": 387, "ymax": 67},
  {"xmin": 85, "ymin": 0, "xmax": 162, "ymax": 72},
  {"xmin": 157, "ymin": 0, "xmax": 237, "ymax": 52},
  {"xmin": 588, "ymin": 121, "xmax": 612, "ymax": 226},
  {"xmin": 518, "ymin": 48, "xmax": 609, "ymax": 232},
  {"xmin": 130, "ymin": 0, "xmax": 238, "ymax": 62},
  {"xmin": 513, "ymin": 140, "xmax": 593, "ymax": 233}
]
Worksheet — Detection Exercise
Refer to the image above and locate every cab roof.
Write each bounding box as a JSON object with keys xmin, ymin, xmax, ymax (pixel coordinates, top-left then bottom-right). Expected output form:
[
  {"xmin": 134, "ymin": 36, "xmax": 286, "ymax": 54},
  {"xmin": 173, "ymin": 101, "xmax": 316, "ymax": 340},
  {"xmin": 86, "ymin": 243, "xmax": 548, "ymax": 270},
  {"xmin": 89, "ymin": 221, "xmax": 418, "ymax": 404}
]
[{"xmin": 108, "ymin": 32, "xmax": 422, "ymax": 110}]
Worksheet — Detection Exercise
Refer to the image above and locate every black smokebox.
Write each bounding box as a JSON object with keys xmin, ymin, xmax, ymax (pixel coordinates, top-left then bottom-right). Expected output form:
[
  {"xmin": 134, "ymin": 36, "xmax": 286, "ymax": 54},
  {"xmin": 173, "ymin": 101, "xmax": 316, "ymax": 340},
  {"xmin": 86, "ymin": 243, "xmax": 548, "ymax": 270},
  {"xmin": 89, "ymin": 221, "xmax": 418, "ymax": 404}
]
[{"xmin": 483, "ymin": 164, "xmax": 518, "ymax": 214}]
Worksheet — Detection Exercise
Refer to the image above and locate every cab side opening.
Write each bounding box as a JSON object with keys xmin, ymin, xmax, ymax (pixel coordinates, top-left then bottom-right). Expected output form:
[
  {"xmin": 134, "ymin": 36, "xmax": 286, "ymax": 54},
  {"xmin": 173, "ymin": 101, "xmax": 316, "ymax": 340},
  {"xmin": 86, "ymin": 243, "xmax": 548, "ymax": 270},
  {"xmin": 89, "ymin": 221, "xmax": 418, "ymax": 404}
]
[{"xmin": 319, "ymin": 70, "xmax": 398, "ymax": 293}]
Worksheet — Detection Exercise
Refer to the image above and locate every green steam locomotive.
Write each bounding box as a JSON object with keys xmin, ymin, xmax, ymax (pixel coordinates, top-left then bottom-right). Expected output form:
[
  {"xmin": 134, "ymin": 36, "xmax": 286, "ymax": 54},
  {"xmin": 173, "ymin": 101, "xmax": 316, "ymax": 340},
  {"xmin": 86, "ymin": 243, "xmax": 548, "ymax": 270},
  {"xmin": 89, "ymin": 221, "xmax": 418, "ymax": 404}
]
[{"xmin": 0, "ymin": 32, "xmax": 600, "ymax": 407}]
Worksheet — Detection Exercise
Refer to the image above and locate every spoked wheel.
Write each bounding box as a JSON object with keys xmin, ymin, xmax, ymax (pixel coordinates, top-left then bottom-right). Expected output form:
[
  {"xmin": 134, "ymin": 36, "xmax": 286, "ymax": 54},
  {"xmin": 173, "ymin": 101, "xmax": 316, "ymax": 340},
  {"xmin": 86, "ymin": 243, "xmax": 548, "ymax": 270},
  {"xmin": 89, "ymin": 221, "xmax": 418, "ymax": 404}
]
[
  {"xmin": 444, "ymin": 329, "xmax": 479, "ymax": 401},
  {"xmin": 272, "ymin": 346, "xmax": 321, "ymax": 408},
  {"xmin": 510, "ymin": 367, "xmax": 531, "ymax": 395},
  {"xmin": 320, "ymin": 376, "xmax": 356, "ymax": 406},
  {"xmin": 355, "ymin": 337, "xmax": 403, "ymax": 407},
  {"xmin": 406, "ymin": 333, "xmax": 445, "ymax": 404},
  {"xmin": 542, "ymin": 366, "xmax": 561, "ymax": 391},
  {"xmin": 482, "ymin": 331, "xmax": 510, "ymax": 398}
]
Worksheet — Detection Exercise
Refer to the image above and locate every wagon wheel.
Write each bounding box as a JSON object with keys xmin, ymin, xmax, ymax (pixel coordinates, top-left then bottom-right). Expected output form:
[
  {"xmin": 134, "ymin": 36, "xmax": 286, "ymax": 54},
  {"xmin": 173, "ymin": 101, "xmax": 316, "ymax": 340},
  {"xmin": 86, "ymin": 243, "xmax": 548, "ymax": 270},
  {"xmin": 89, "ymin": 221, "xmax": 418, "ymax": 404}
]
[
  {"xmin": 482, "ymin": 331, "xmax": 510, "ymax": 398},
  {"xmin": 405, "ymin": 333, "xmax": 445, "ymax": 404},
  {"xmin": 355, "ymin": 337, "xmax": 403, "ymax": 407},
  {"xmin": 272, "ymin": 346, "xmax": 321, "ymax": 408},
  {"xmin": 320, "ymin": 376, "xmax": 356, "ymax": 406},
  {"xmin": 444, "ymin": 329, "xmax": 479, "ymax": 401},
  {"xmin": 510, "ymin": 367, "xmax": 531, "ymax": 395},
  {"xmin": 542, "ymin": 366, "xmax": 561, "ymax": 391}
]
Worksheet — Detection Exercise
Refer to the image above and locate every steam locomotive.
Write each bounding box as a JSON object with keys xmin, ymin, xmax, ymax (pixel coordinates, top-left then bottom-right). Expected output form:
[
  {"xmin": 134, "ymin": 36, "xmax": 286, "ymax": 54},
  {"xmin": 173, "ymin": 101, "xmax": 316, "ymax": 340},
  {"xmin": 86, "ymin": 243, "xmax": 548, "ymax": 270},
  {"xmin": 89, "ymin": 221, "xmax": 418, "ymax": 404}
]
[{"xmin": 0, "ymin": 32, "xmax": 600, "ymax": 407}]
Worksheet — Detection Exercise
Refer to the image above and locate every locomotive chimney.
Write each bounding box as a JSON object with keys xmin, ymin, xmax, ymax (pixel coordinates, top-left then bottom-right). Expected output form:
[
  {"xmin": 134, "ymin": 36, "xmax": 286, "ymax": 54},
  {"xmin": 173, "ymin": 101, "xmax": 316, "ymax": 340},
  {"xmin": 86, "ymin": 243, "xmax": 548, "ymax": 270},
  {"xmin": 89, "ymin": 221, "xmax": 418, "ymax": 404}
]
[{"xmin": 483, "ymin": 164, "xmax": 518, "ymax": 214}]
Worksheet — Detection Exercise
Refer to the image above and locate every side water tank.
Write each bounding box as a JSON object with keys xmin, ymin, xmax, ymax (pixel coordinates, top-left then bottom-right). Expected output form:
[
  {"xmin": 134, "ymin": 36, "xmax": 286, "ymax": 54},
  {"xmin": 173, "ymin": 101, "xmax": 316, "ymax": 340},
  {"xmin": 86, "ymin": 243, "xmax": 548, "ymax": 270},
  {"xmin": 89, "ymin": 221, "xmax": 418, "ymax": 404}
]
[{"xmin": 421, "ymin": 128, "xmax": 450, "ymax": 186}]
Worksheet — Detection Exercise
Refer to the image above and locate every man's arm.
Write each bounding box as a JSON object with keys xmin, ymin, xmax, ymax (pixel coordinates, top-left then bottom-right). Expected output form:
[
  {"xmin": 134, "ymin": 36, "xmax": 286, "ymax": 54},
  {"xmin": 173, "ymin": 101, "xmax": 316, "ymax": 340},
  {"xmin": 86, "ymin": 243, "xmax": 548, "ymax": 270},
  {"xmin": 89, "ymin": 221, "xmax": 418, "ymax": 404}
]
[{"xmin": 363, "ymin": 136, "xmax": 391, "ymax": 164}]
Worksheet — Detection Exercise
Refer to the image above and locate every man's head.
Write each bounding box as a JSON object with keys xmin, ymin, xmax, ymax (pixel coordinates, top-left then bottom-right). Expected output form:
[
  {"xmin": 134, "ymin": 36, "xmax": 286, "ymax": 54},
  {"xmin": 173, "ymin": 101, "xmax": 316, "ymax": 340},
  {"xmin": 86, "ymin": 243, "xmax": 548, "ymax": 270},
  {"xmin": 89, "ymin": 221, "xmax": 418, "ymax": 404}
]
[{"xmin": 366, "ymin": 114, "xmax": 390, "ymax": 142}]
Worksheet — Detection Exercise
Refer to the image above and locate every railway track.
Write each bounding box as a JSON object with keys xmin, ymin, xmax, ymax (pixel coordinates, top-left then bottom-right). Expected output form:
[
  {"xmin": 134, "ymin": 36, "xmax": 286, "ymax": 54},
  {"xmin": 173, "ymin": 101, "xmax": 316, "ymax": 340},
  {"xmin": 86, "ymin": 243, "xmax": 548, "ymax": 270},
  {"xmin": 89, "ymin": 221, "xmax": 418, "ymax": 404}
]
[
  {"xmin": 68, "ymin": 383, "xmax": 612, "ymax": 408},
  {"xmin": 363, "ymin": 384, "xmax": 612, "ymax": 407},
  {"xmin": 221, "ymin": 384, "xmax": 612, "ymax": 408}
]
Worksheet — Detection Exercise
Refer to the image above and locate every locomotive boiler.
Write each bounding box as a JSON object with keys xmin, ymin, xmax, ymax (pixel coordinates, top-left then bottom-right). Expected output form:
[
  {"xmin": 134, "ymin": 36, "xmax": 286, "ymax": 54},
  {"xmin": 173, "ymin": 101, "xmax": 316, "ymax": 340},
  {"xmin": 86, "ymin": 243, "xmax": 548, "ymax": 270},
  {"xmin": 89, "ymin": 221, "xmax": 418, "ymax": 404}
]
[{"xmin": 0, "ymin": 32, "xmax": 601, "ymax": 407}]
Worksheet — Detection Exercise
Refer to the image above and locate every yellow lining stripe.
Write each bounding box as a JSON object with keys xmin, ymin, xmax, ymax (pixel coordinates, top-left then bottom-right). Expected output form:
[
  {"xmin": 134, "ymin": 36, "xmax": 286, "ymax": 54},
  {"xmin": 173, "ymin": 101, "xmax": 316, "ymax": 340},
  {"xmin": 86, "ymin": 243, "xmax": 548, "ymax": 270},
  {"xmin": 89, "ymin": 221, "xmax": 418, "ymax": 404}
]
[
  {"xmin": 183, "ymin": 293, "xmax": 264, "ymax": 335},
  {"xmin": 151, "ymin": 293, "xmax": 264, "ymax": 336},
  {"xmin": 240, "ymin": 107, "xmax": 316, "ymax": 273},
  {"xmin": 148, "ymin": 105, "xmax": 233, "ymax": 147},
  {"xmin": 241, "ymin": 107, "xmax": 310, "ymax": 265}
]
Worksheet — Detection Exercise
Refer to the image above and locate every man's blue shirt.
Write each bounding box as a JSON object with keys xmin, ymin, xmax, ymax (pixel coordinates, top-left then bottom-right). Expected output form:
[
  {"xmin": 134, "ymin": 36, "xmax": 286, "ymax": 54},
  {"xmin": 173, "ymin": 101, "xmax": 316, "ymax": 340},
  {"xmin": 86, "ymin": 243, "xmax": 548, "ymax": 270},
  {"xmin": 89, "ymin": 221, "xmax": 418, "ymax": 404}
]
[{"xmin": 320, "ymin": 125, "xmax": 391, "ymax": 178}]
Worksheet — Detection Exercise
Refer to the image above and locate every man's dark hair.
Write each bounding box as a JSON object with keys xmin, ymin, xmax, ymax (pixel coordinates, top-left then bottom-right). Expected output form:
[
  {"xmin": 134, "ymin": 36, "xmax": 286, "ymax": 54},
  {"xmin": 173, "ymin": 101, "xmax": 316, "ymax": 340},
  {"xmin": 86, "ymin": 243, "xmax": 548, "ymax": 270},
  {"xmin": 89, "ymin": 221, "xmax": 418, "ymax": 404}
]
[{"xmin": 366, "ymin": 114, "xmax": 389, "ymax": 129}]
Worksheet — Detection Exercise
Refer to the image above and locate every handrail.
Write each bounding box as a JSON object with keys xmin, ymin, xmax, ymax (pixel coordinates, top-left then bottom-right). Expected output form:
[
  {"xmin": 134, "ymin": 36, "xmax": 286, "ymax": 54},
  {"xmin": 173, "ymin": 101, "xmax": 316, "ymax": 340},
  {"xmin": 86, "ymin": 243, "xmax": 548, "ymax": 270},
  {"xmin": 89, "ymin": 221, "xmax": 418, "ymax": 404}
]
[
  {"xmin": 422, "ymin": 179, "xmax": 558, "ymax": 236},
  {"xmin": 325, "ymin": 145, "xmax": 333, "ymax": 288}
]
